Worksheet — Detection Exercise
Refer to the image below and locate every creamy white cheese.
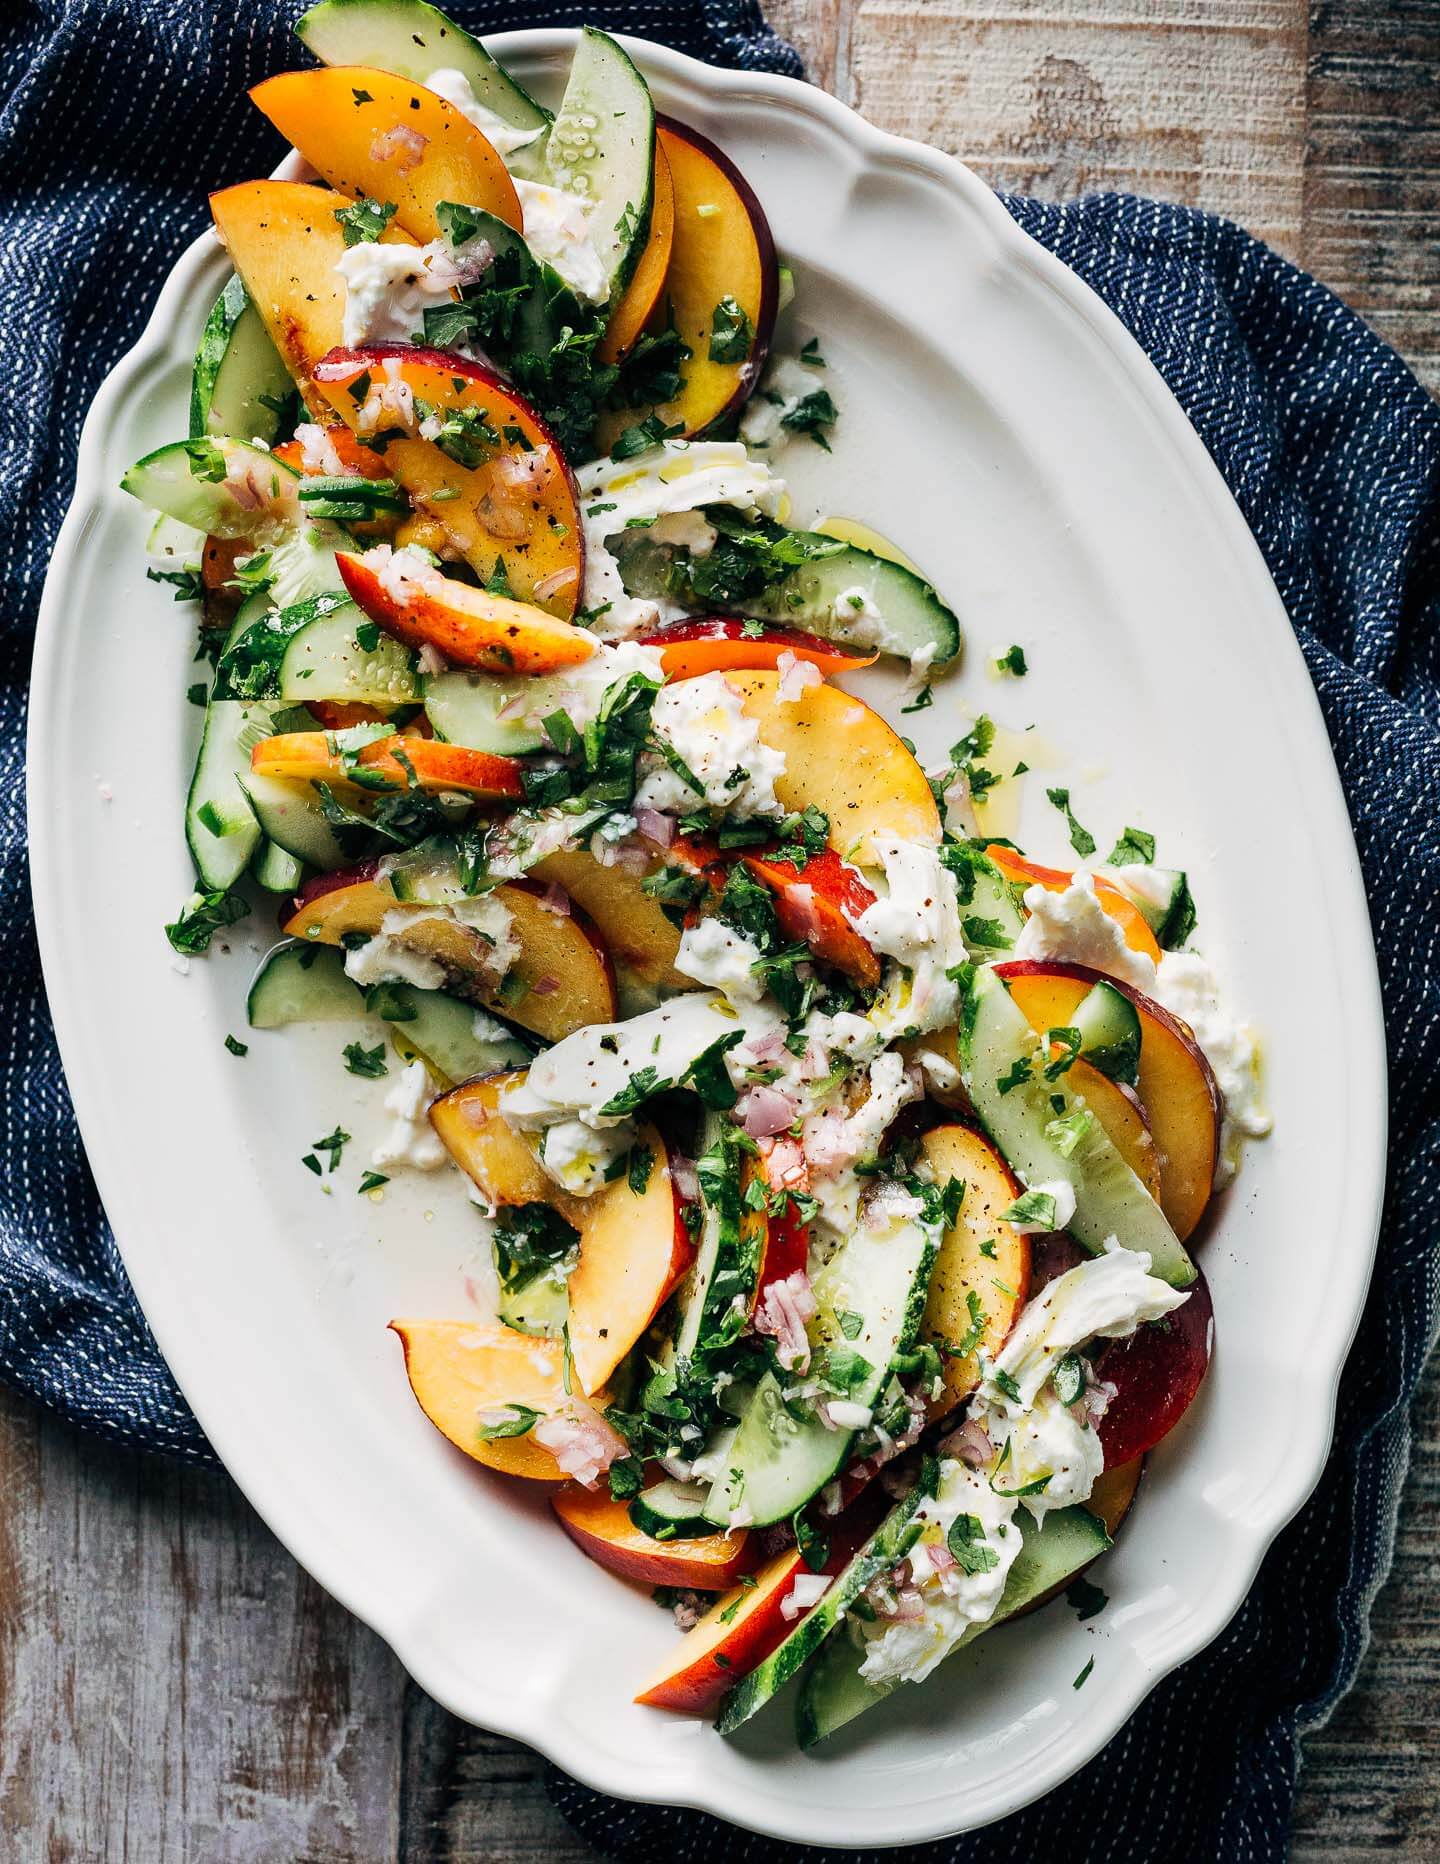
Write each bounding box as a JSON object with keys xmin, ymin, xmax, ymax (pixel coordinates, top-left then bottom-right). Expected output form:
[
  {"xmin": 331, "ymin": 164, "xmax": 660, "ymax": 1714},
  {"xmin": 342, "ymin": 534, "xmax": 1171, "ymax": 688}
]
[
  {"xmin": 738, "ymin": 353, "xmax": 828, "ymax": 451},
  {"xmin": 1012, "ymin": 875, "xmax": 1156, "ymax": 993},
  {"xmin": 1152, "ymin": 951, "xmax": 1272, "ymax": 1182},
  {"xmin": 343, "ymin": 897, "xmax": 518, "ymax": 993},
  {"xmin": 537, "ymin": 1116, "xmax": 632, "ymax": 1197},
  {"xmin": 501, "ymin": 992, "xmax": 774, "ymax": 1137},
  {"xmin": 335, "ymin": 238, "xmax": 477, "ymax": 349},
  {"xmin": 511, "ymin": 177, "xmax": 609, "ymax": 302},
  {"xmin": 855, "ymin": 1463, "xmax": 1022, "ymax": 1687},
  {"xmin": 371, "ymin": 1059, "xmax": 448, "ymax": 1172},
  {"xmin": 971, "ymin": 1242, "xmax": 1186, "ymax": 1522},
  {"xmin": 848, "ymin": 835, "xmax": 966, "ymax": 1038},
  {"xmin": 574, "ymin": 440, "xmax": 787, "ymax": 638},
  {"xmin": 423, "ymin": 68, "xmax": 546, "ymax": 157},
  {"xmin": 634, "ymin": 671, "xmax": 786, "ymax": 821},
  {"xmin": 675, "ymin": 917, "xmax": 768, "ymax": 1005}
]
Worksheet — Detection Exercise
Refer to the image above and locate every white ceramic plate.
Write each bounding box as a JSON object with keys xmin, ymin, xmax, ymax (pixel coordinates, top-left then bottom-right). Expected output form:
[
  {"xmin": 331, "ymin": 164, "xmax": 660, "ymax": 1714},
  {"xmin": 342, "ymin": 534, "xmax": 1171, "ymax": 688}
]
[{"xmin": 30, "ymin": 31, "xmax": 1386, "ymax": 1847}]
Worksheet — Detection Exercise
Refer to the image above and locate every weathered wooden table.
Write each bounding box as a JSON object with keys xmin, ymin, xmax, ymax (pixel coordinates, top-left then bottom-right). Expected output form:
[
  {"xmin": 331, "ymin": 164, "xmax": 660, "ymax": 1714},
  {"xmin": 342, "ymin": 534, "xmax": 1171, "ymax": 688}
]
[{"xmin": 4, "ymin": 2, "xmax": 1437, "ymax": 1854}]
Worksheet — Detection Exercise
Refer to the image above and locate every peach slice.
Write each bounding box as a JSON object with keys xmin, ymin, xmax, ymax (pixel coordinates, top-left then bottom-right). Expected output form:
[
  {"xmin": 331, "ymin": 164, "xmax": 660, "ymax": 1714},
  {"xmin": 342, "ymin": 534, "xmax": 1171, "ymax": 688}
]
[
  {"xmin": 252, "ymin": 730, "xmax": 524, "ymax": 803},
  {"xmin": 635, "ymin": 1546, "xmax": 803, "ymax": 1712},
  {"xmin": 741, "ymin": 846, "xmax": 881, "ymax": 987},
  {"xmin": 209, "ymin": 181, "xmax": 410, "ymax": 413},
  {"xmin": 597, "ymin": 120, "xmax": 777, "ymax": 447},
  {"xmin": 918, "ymin": 1124, "xmax": 1032, "ymax": 1417},
  {"xmin": 565, "ymin": 1128, "xmax": 692, "ymax": 1396},
  {"xmin": 311, "ymin": 344, "xmax": 584, "ymax": 617},
  {"xmin": 389, "ymin": 1318, "xmax": 597, "ymax": 1480},
  {"xmin": 725, "ymin": 670, "xmax": 941, "ymax": 862},
  {"xmin": 336, "ymin": 549, "xmax": 596, "ymax": 675},
  {"xmin": 249, "ymin": 65, "xmax": 522, "ymax": 241},
  {"xmin": 597, "ymin": 137, "xmax": 675, "ymax": 364},
  {"xmin": 986, "ymin": 844, "xmax": 1161, "ymax": 964},
  {"xmin": 997, "ymin": 959, "xmax": 1221, "ymax": 1241},
  {"xmin": 552, "ymin": 1483, "xmax": 752, "ymax": 1591},
  {"xmin": 642, "ymin": 618, "xmax": 877, "ymax": 683},
  {"xmin": 305, "ymin": 700, "xmax": 391, "ymax": 730},
  {"xmin": 529, "ymin": 846, "xmax": 691, "ymax": 993},
  {"xmin": 431, "ymin": 1070, "xmax": 692, "ymax": 1394},
  {"xmin": 1088, "ymin": 1455, "xmax": 1144, "ymax": 1535},
  {"xmin": 284, "ymin": 870, "xmax": 618, "ymax": 1043}
]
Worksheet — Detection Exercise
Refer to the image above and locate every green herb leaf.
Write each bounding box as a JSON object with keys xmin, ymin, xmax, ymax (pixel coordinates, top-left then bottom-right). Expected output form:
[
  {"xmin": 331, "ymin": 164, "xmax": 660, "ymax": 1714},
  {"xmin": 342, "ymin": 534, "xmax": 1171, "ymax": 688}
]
[
  {"xmin": 224, "ymin": 1034, "xmax": 248, "ymax": 1058},
  {"xmin": 1046, "ymin": 787, "xmax": 1097, "ymax": 858},
  {"xmin": 358, "ymin": 1170, "xmax": 390, "ymax": 1194},
  {"xmin": 709, "ymin": 295, "xmax": 754, "ymax": 364},
  {"xmin": 994, "ymin": 643, "xmax": 1028, "ymax": 677},
  {"xmin": 343, "ymin": 1040, "xmax": 389, "ymax": 1078},
  {"xmin": 780, "ymin": 387, "xmax": 839, "ymax": 451},
  {"xmin": 1000, "ymin": 1189, "xmax": 1058, "ymax": 1230},
  {"xmin": 478, "ymin": 1404, "xmax": 541, "ymax": 1441},
  {"xmin": 1066, "ymin": 1575, "xmax": 1108, "ymax": 1621},
  {"xmin": 1106, "ymin": 825, "xmax": 1156, "ymax": 866},
  {"xmin": 947, "ymin": 1512, "xmax": 1001, "ymax": 1575},
  {"xmin": 164, "ymin": 887, "xmax": 248, "ymax": 955}
]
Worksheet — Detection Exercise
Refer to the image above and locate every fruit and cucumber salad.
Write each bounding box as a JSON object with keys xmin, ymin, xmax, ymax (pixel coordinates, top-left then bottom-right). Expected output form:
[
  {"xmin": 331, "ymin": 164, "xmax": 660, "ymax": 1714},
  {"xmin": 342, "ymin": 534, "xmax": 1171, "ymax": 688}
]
[{"xmin": 128, "ymin": 3, "xmax": 1271, "ymax": 1746}]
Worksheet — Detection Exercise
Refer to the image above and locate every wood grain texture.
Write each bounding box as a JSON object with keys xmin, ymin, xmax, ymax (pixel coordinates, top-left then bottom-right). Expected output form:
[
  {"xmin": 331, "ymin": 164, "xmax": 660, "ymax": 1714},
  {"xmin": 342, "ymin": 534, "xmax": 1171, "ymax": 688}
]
[{"xmin": 3, "ymin": 3, "xmax": 1437, "ymax": 1856}]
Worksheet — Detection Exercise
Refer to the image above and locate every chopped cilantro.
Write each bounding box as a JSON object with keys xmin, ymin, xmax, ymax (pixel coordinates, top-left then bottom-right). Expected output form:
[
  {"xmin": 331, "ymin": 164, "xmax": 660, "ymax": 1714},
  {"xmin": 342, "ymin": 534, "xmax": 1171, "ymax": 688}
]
[
  {"xmin": 478, "ymin": 1404, "xmax": 541, "ymax": 1440},
  {"xmin": 1001, "ymin": 1189, "xmax": 1058, "ymax": 1230},
  {"xmin": 1046, "ymin": 786, "xmax": 1097, "ymax": 858},
  {"xmin": 223, "ymin": 1034, "xmax": 248, "ymax": 1058},
  {"xmin": 947, "ymin": 1513, "xmax": 1001, "ymax": 1575},
  {"xmin": 780, "ymin": 387, "xmax": 838, "ymax": 451},
  {"xmin": 709, "ymin": 295, "xmax": 754, "ymax": 364},
  {"xmin": 1107, "ymin": 825, "xmax": 1156, "ymax": 866},
  {"xmin": 148, "ymin": 565, "xmax": 204, "ymax": 603},
  {"xmin": 164, "ymin": 887, "xmax": 248, "ymax": 955},
  {"xmin": 311, "ymin": 1126, "xmax": 351, "ymax": 1173},
  {"xmin": 996, "ymin": 1056, "xmax": 1033, "ymax": 1096},
  {"xmin": 1073, "ymin": 1656, "xmax": 1095, "ymax": 1689},
  {"xmin": 333, "ymin": 198, "xmax": 397, "ymax": 246},
  {"xmin": 343, "ymin": 1041, "xmax": 389, "ymax": 1078},
  {"xmin": 994, "ymin": 643, "xmax": 1028, "ymax": 677},
  {"xmin": 357, "ymin": 1170, "xmax": 390, "ymax": 1195},
  {"xmin": 1067, "ymin": 1575, "xmax": 1108, "ymax": 1621},
  {"xmin": 610, "ymin": 412, "xmax": 685, "ymax": 460}
]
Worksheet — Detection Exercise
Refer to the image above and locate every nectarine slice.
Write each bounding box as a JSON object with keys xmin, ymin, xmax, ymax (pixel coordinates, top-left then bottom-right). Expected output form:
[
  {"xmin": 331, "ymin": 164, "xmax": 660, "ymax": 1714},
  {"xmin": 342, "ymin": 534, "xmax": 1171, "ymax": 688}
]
[
  {"xmin": 249, "ymin": 66, "xmax": 522, "ymax": 241},
  {"xmin": 553, "ymin": 1483, "xmax": 752, "ymax": 1592},
  {"xmin": 986, "ymin": 844, "xmax": 1161, "ymax": 964},
  {"xmin": 997, "ymin": 960, "xmax": 1221, "ymax": 1241},
  {"xmin": 1097, "ymin": 1268, "xmax": 1213, "ymax": 1466},
  {"xmin": 312, "ymin": 345, "xmax": 584, "ymax": 617},
  {"xmin": 209, "ymin": 181, "xmax": 410, "ymax": 412},
  {"xmin": 724, "ymin": 670, "xmax": 941, "ymax": 863},
  {"xmin": 389, "ymin": 1318, "xmax": 593, "ymax": 1480},
  {"xmin": 635, "ymin": 1547, "xmax": 802, "ymax": 1713},
  {"xmin": 918, "ymin": 1124, "xmax": 1031, "ymax": 1417},
  {"xmin": 529, "ymin": 846, "xmax": 691, "ymax": 993},
  {"xmin": 566, "ymin": 1127, "xmax": 692, "ymax": 1395},
  {"xmin": 252, "ymin": 730, "xmax": 523, "ymax": 802},
  {"xmin": 639, "ymin": 618, "xmax": 877, "ymax": 683},
  {"xmin": 337, "ymin": 549, "xmax": 596, "ymax": 674},
  {"xmin": 742, "ymin": 846, "xmax": 881, "ymax": 987},
  {"xmin": 597, "ymin": 137, "xmax": 675, "ymax": 363},
  {"xmin": 284, "ymin": 871, "xmax": 618, "ymax": 1043},
  {"xmin": 428, "ymin": 1070, "xmax": 564, "ymax": 1211}
]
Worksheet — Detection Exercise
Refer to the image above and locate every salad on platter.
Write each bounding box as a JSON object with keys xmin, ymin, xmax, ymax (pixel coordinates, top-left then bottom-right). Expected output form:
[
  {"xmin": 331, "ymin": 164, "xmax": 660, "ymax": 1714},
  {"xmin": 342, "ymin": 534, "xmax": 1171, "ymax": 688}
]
[{"xmin": 125, "ymin": 4, "xmax": 1271, "ymax": 1746}]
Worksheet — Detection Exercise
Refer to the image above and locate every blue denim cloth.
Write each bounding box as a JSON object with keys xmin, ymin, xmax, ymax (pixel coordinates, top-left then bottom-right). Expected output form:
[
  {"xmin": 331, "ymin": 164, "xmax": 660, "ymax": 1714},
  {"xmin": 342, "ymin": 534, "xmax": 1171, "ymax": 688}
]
[{"xmin": 2, "ymin": 3, "xmax": 1436, "ymax": 1857}]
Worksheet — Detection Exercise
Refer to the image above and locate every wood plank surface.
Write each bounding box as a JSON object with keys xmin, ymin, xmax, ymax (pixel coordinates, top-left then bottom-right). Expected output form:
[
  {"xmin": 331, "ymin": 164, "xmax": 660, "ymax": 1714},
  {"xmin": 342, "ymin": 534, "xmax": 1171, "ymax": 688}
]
[{"xmin": 3, "ymin": 1, "xmax": 1438, "ymax": 1856}]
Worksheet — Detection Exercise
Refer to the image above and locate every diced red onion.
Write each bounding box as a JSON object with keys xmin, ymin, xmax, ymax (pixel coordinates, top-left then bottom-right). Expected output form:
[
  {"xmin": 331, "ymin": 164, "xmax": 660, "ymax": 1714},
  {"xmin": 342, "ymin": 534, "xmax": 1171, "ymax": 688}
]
[
  {"xmin": 740, "ymin": 1084, "xmax": 798, "ymax": 1139},
  {"xmin": 532, "ymin": 564, "xmax": 579, "ymax": 603},
  {"xmin": 532, "ymin": 974, "xmax": 559, "ymax": 996},
  {"xmin": 941, "ymin": 1418, "xmax": 994, "ymax": 1468},
  {"xmin": 370, "ymin": 124, "xmax": 428, "ymax": 171},
  {"xmin": 753, "ymin": 1269, "xmax": 817, "ymax": 1372},
  {"xmin": 314, "ymin": 355, "xmax": 368, "ymax": 382},
  {"xmin": 634, "ymin": 806, "xmax": 676, "ymax": 848},
  {"xmin": 532, "ymin": 1403, "xmax": 626, "ymax": 1488},
  {"xmin": 538, "ymin": 883, "xmax": 571, "ymax": 917},
  {"xmin": 671, "ymin": 1156, "xmax": 701, "ymax": 1202}
]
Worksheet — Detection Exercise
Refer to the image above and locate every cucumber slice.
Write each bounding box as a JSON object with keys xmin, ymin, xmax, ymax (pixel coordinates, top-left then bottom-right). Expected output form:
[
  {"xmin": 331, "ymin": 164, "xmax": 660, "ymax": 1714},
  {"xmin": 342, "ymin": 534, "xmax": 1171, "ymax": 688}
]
[
  {"xmin": 190, "ymin": 276, "xmax": 295, "ymax": 445},
  {"xmin": 1108, "ymin": 865, "xmax": 1196, "ymax": 951},
  {"xmin": 251, "ymin": 837, "xmax": 306, "ymax": 894},
  {"xmin": 715, "ymin": 1479, "xmax": 933, "ymax": 1735},
  {"xmin": 186, "ymin": 701, "xmax": 275, "ymax": 889},
  {"xmin": 673, "ymin": 1118, "xmax": 760, "ymax": 1364},
  {"xmin": 616, "ymin": 529, "xmax": 961, "ymax": 669},
  {"xmin": 629, "ymin": 1477, "xmax": 715, "ymax": 1541},
  {"xmin": 496, "ymin": 1268, "xmax": 569, "ymax": 1339},
  {"xmin": 1070, "ymin": 978, "xmax": 1142, "ymax": 1087},
  {"xmin": 796, "ymin": 1503, "xmax": 1112, "ymax": 1746},
  {"xmin": 294, "ymin": 0, "xmax": 550, "ymax": 175},
  {"xmin": 241, "ymin": 766, "xmax": 348, "ymax": 868},
  {"xmin": 248, "ymin": 943, "xmax": 363, "ymax": 1027},
  {"xmin": 147, "ymin": 514, "xmax": 205, "ymax": 567},
  {"xmin": 705, "ymin": 1213, "xmax": 937, "ymax": 1528},
  {"xmin": 215, "ymin": 591, "xmax": 420, "ymax": 707},
  {"xmin": 122, "ymin": 438, "xmax": 300, "ymax": 540},
  {"xmin": 424, "ymin": 669, "xmax": 545, "ymax": 754},
  {"xmin": 544, "ymin": 27, "xmax": 654, "ymax": 305},
  {"xmin": 382, "ymin": 984, "xmax": 532, "ymax": 1083},
  {"xmin": 946, "ymin": 843, "xmax": 1026, "ymax": 956},
  {"xmin": 961, "ymin": 967, "xmax": 1195, "ymax": 1288}
]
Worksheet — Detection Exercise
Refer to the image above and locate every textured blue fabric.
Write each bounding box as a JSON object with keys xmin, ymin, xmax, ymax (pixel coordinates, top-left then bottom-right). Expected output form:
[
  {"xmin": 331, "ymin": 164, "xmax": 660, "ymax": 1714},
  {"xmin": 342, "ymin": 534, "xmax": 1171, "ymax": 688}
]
[{"xmin": 2, "ymin": 2, "xmax": 1436, "ymax": 1858}]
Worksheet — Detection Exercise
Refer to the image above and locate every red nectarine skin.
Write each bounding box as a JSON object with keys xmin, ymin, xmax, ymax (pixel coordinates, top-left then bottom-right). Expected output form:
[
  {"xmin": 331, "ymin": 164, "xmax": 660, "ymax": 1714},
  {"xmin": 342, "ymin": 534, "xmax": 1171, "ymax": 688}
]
[
  {"xmin": 252, "ymin": 730, "xmax": 525, "ymax": 802},
  {"xmin": 1097, "ymin": 1270, "xmax": 1213, "ymax": 1467},
  {"xmin": 552, "ymin": 1483, "xmax": 753, "ymax": 1591},
  {"xmin": 639, "ymin": 618, "xmax": 877, "ymax": 682},
  {"xmin": 312, "ymin": 344, "xmax": 584, "ymax": 617},
  {"xmin": 336, "ymin": 550, "xmax": 596, "ymax": 675},
  {"xmin": 743, "ymin": 847, "xmax": 881, "ymax": 987}
]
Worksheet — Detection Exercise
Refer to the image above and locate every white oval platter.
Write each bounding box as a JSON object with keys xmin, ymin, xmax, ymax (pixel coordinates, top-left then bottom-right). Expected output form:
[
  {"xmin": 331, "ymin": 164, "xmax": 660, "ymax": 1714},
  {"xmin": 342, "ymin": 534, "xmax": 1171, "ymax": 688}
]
[{"xmin": 29, "ymin": 29, "xmax": 1386, "ymax": 1848}]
